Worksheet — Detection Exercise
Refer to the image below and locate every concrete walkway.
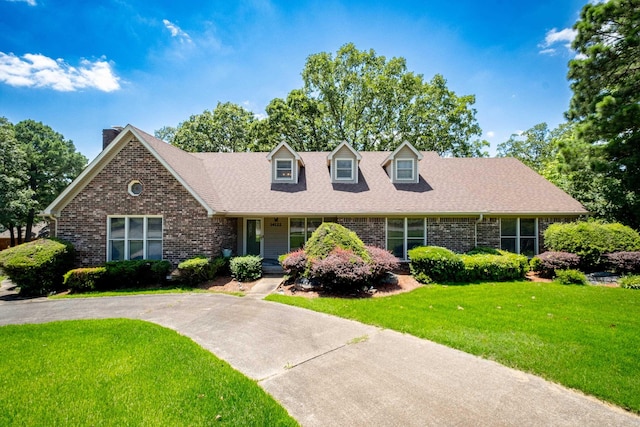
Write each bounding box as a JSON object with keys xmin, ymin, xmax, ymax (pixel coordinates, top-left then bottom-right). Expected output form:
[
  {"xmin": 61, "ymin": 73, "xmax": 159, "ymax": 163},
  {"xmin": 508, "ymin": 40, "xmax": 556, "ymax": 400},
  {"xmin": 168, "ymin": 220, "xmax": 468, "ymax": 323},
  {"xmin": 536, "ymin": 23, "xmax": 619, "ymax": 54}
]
[{"xmin": 0, "ymin": 279, "xmax": 638, "ymax": 426}]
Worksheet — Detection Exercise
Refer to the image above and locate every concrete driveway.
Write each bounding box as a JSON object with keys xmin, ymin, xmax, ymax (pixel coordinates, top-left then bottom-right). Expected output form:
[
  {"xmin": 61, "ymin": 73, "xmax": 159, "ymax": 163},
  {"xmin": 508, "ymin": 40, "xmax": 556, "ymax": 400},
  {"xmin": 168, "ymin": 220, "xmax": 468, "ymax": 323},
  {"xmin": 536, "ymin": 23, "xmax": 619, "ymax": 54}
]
[{"xmin": 1, "ymin": 282, "xmax": 638, "ymax": 426}]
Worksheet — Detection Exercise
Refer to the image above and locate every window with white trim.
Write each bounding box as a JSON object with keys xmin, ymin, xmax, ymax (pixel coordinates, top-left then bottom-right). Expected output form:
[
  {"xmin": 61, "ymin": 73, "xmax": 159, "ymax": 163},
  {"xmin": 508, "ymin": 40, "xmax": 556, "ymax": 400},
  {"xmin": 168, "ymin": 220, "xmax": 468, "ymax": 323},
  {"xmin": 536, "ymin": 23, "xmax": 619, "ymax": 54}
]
[
  {"xmin": 500, "ymin": 218, "xmax": 537, "ymax": 257},
  {"xmin": 335, "ymin": 158, "xmax": 354, "ymax": 180},
  {"xmin": 289, "ymin": 217, "xmax": 329, "ymax": 250},
  {"xmin": 108, "ymin": 216, "xmax": 163, "ymax": 261},
  {"xmin": 387, "ymin": 218, "xmax": 426, "ymax": 259},
  {"xmin": 395, "ymin": 159, "xmax": 414, "ymax": 181},
  {"xmin": 275, "ymin": 159, "xmax": 293, "ymax": 180}
]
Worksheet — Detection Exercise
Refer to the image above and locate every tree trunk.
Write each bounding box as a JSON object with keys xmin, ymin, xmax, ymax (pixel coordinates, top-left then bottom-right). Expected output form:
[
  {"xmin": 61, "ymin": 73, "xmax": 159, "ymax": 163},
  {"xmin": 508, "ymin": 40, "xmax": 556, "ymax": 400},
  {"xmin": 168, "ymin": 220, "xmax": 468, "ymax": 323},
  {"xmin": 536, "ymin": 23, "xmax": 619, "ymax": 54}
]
[
  {"xmin": 8, "ymin": 223, "xmax": 15, "ymax": 247},
  {"xmin": 24, "ymin": 208, "xmax": 34, "ymax": 243},
  {"xmin": 16, "ymin": 225, "xmax": 23, "ymax": 245}
]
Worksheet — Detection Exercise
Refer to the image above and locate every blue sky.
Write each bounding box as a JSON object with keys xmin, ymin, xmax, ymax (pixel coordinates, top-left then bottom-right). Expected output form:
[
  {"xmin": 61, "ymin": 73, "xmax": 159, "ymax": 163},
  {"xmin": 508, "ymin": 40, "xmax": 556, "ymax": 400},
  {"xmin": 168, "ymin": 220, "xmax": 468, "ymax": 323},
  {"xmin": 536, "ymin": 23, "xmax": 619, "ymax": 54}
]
[{"xmin": 1, "ymin": 0, "xmax": 586, "ymax": 161}]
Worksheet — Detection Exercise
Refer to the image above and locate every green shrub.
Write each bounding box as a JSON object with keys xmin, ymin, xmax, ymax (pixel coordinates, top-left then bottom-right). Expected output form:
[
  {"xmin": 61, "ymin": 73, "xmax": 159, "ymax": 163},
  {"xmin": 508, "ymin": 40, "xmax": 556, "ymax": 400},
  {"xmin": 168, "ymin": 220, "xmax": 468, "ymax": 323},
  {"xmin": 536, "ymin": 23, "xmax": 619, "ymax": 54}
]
[
  {"xmin": 530, "ymin": 251, "xmax": 581, "ymax": 278},
  {"xmin": 458, "ymin": 251, "xmax": 529, "ymax": 282},
  {"xmin": 177, "ymin": 256, "xmax": 228, "ymax": 285},
  {"xmin": 304, "ymin": 222, "xmax": 370, "ymax": 261},
  {"xmin": 0, "ymin": 238, "xmax": 75, "ymax": 296},
  {"xmin": 230, "ymin": 255, "xmax": 262, "ymax": 282},
  {"xmin": 63, "ymin": 267, "xmax": 107, "ymax": 293},
  {"xmin": 544, "ymin": 221, "xmax": 640, "ymax": 270},
  {"xmin": 554, "ymin": 269, "xmax": 588, "ymax": 286},
  {"xmin": 466, "ymin": 246, "xmax": 501, "ymax": 255},
  {"xmin": 619, "ymin": 275, "xmax": 640, "ymax": 289},
  {"xmin": 408, "ymin": 246, "xmax": 463, "ymax": 283},
  {"xmin": 102, "ymin": 260, "xmax": 172, "ymax": 289}
]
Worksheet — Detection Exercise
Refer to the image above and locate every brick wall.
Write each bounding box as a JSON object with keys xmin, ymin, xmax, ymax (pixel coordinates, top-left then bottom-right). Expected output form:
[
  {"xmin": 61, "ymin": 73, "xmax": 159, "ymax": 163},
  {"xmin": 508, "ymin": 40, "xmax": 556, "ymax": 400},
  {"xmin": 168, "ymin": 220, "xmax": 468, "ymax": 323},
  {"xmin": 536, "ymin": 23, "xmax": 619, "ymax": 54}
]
[
  {"xmin": 426, "ymin": 217, "xmax": 476, "ymax": 253},
  {"xmin": 56, "ymin": 139, "xmax": 236, "ymax": 267},
  {"xmin": 337, "ymin": 217, "xmax": 386, "ymax": 248},
  {"xmin": 477, "ymin": 217, "xmax": 500, "ymax": 248}
]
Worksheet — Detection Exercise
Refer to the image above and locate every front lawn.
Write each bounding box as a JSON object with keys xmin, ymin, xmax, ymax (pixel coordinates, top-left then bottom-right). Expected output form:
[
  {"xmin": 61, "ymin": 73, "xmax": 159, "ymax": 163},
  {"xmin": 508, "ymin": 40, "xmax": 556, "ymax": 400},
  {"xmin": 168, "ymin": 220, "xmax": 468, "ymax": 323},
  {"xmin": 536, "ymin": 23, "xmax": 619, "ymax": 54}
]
[
  {"xmin": 0, "ymin": 319, "xmax": 297, "ymax": 426},
  {"xmin": 267, "ymin": 281, "xmax": 640, "ymax": 413}
]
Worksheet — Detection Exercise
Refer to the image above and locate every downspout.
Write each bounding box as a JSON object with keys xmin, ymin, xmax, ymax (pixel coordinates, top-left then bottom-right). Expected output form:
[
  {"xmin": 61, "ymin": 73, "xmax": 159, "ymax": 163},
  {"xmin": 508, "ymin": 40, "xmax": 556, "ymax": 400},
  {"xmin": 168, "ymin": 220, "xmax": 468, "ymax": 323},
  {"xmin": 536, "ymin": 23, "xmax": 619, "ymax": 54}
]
[
  {"xmin": 474, "ymin": 213, "xmax": 484, "ymax": 248},
  {"xmin": 41, "ymin": 214, "xmax": 58, "ymax": 238}
]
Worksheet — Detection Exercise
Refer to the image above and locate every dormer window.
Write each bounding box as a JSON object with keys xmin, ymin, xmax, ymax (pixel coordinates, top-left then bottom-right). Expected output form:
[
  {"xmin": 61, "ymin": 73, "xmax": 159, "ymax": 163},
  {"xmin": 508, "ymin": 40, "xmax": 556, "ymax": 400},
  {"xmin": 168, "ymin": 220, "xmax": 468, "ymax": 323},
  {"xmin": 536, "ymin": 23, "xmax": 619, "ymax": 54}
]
[
  {"xmin": 395, "ymin": 159, "xmax": 414, "ymax": 181},
  {"xmin": 382, "ymin": 141, "xmax": 423, "ymax": 184},
  {"xmin": 267, "ymin": 141, "xmax": 303, "ymax": 184},
  {"xmin": 276, "ymin": 159, "xmax": 293, "ymax": 180},
  {"xmin": 336, "ymin": 159, "xmax": 354, "ymax": 180},
  {"xmin": 328, "ymin": 141, "xmax": 361, "ymax": 184}
]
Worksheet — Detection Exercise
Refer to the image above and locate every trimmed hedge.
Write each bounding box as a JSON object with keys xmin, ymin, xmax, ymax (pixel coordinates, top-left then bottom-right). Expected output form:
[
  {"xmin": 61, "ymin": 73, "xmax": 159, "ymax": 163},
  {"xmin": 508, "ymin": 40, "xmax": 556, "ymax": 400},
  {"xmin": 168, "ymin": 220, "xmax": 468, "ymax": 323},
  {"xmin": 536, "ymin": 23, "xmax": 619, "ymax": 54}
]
[
  {"xmin": 304, "ymin": 222, "xmax": 370, "ymax": 261},
  {"xmin": 177, "ymin": 256, "xmax": 227, "ymax": 285},
  {"xmin": 63, "ymin": 267, "xmax": 107, "ymax": 293},
  {"xmin": 101, "ymin": 260, "xmax": 172, "ymax": 290},
  {"xmin": 230, "ymin": 255, "xmax": 262, "ymax": 282},
  {"xmin": 408, "ymin": 246, "xmax": 463, "ymax": 283},
  {"xmin": 0, "ymin": 238, "xmax": 75, "ymax": 296},
  {"xmin": 530, "ymin": 251, "xmax": 581, "ymax": 279},
  {"xmin": 544, "ymin": 221, "xmax": 640, "ymax": 270},
  {"xmin": 604, "ymin": 252, "xmax": 640, "ymax": 274},
  {"xmin": 458, "ymin": 251, "xmax": 529, "ymax": 282}
]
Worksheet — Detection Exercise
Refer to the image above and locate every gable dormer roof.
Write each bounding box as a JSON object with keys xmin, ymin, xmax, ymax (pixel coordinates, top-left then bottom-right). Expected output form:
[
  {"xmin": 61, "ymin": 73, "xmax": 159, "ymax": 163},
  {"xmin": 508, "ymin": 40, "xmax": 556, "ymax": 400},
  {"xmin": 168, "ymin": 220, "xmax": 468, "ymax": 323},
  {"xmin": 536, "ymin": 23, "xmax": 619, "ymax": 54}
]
[
  {"xmin": 327, "ymin": 141, "xmax": 362, "ymax": 162},
  {"xmin": 381, "ymin": 141, "xmax": 423, "ymax": 167},
  {"xmin": 266, "ymin": 141, "xmax": 304, "ymax": 184},
  {"xmin": 327, "ymin": 141, "xmax": 362, "ymax": 184}
]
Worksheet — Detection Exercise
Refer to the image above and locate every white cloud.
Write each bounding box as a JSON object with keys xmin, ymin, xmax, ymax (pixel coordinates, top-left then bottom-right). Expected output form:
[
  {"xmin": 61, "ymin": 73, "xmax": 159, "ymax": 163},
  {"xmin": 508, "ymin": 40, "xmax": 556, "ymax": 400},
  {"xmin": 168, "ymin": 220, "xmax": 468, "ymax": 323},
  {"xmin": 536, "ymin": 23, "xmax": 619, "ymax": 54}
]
[
  {"xmin": 5, "ymin": 0, "xmax": 37, "ymax": 6},
  {"xmin": 163, "ymin": 19, "xmax": 192, "ymax": 43},
  {"xmin": 486, "ymin": 131, "xmax": 495, "ymax": 138},
  {"xmin": 539, "ymin": 27, "xmax": 577, "ymax": 55},
  {"xmin": 0, "ymin": 52, "xmax": 120, "ymax": 92}
]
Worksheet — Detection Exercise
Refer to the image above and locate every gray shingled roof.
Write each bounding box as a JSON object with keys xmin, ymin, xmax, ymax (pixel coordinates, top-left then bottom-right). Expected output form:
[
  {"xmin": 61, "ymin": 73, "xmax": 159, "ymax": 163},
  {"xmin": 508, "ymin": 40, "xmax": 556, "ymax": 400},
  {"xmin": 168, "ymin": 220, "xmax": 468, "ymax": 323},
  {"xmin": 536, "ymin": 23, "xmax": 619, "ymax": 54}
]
[{"xmin": 136, "ymin": 129, "xmax": 587, "ymax": 216}]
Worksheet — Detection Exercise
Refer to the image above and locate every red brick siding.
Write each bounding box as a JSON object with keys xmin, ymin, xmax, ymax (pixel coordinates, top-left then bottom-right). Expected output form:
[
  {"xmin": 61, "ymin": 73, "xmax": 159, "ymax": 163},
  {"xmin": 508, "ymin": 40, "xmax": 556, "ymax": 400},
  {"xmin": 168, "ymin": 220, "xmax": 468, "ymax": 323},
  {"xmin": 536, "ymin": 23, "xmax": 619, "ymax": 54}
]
[
  {"xmin": 426, "ymin": 217, "xmax": 476, "ymax": 253},
  {"xmin": 55, "ymin": 139, "xmax": 236, "ymax": 267}
]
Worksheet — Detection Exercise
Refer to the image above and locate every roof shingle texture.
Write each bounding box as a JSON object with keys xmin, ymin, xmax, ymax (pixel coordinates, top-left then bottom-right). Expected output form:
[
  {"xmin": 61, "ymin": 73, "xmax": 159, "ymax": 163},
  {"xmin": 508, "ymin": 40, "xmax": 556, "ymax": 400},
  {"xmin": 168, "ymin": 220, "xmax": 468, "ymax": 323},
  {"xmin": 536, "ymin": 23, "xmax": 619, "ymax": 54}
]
[{"xmin": 136, "ymin": 129, "xmax": 587, "ymax": 216}]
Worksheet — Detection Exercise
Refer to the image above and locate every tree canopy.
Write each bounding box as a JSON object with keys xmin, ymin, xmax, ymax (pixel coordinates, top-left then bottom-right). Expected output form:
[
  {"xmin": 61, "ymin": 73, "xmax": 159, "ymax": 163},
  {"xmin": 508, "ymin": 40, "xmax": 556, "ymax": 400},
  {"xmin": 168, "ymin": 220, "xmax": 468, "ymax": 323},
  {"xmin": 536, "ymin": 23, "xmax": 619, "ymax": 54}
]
[
  {"xmin": 0, "ymin": 119, "xmax": 86, "ymax": 245},
  {"xmin": 162, "ymin": 44, "xmax": 488, "ymax": 156},
  {"xmin": 567, "ymin": 0, "xmax": 640, "ymax": 227}
]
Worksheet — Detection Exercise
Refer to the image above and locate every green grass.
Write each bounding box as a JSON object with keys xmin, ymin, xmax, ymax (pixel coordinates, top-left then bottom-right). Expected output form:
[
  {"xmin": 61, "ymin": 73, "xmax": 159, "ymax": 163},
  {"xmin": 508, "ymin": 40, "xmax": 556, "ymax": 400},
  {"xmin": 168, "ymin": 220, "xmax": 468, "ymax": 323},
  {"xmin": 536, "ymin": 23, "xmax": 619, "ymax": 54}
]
[
  {"xmin": 267, "ymin": 281, "xmax": 640, "ymax": 413},
  {"xmin": 0, "ymin": 319, "xmax": 297, "ymax": 426}
]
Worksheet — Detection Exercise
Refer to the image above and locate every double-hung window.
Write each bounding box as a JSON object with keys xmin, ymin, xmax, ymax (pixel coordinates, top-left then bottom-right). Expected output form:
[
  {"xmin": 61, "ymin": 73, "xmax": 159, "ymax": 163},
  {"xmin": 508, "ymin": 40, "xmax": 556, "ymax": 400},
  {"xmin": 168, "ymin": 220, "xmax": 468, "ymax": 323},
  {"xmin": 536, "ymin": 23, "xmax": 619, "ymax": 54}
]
[
  {"xmin": 395, "ymin": 159, "xmax": 414, "ymax": 181},
  {"xmin": 275, "ymin": 159, "xmax": 293, "ymax": 180},
  {"xmin": 335, "ymin": 159, "xmax": 354, "ymax": 180},
  {"xmin": 500, "ymin": 218, "xmax": 537, "ymax": 257},
  {"xmin": 108, "ymin": 216, "xmax": 163, "ymax": 261},
  {"xmin": 289, "ymin": 217, "xmax": 326, "ymax": 250},
  {"xmin": 387, "ymin": 218, "xmax": 425, "ymax": 260}
]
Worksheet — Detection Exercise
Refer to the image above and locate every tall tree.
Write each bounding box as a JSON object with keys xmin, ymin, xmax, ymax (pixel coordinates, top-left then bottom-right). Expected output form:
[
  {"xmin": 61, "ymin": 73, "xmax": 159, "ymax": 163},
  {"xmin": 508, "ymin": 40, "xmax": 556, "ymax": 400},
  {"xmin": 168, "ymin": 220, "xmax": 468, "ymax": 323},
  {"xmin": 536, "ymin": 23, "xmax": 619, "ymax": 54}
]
[
  {"xmin": 14, "ymin": 120, "xmax": 87, "ymax": 242},
  {"xmin": 497, "ymin": 122, "xmax": 570, "ymax": 173},
  {"xmin": 0, "ymin": 118, "xmax": 35, "ymax": 246},
  {"xmin": 276, "ymin": 43, "xmax": 487, "ymax": 155},
  {"xmin": 567, "ymin": 0, "xmax": 640, "ymax": 227},
  {"xmin": 172, "ymin": 102, "xmax": 256, "ymax": 152}
]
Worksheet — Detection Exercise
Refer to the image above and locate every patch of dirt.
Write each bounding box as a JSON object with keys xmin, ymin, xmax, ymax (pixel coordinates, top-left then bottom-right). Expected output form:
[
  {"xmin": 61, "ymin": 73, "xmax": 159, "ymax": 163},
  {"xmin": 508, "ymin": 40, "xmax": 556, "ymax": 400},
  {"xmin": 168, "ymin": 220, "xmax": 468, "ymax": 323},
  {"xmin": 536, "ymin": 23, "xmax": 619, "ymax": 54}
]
[
  {"xmin": 278, "ymin": 273, "xmax": 423, "ymax": 299},
  {"xmin": 197, "ymin": 276, "xmax": 261, "ymax": 293},
  {"xmin": 526, "ymin": 271, "xmax": 552, "ymax": 283}
]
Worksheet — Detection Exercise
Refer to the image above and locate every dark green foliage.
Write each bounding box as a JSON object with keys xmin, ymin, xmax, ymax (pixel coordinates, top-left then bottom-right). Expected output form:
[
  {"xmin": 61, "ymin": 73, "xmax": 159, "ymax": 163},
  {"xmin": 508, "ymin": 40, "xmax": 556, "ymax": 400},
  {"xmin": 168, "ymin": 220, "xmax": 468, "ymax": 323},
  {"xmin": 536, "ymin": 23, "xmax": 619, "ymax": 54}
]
[
  {"xmin": 620, "ymin": 275, "xmax": 640, "ymax": 289},
  {"xmin": 408, "ymin": 246, "xmax": 463, "ymax": 283},
  {"xmin": 101, "ymin": 260, "xmax": 172, "ymax": 290},
  {"xmin": 63, "ymin": 267, "xmax": 107, "ymax": 293},
  {"xmin": 544, "ymin": 221, "xmax": 640, "ymax": 270},
  {"xmin": 458, "ymin": 251, "xmax": 529, "ymax": 282},
  {"xmin": 604, "ymin": 252, "xmax": 640, "ymax": 274},
  {"xmin": 554, "ymin": 269, "xmax": 588, "ymax": 286},
  {"xmin": 466, "ymin": 246, "xmax": 501, "ymax": 255},
  {"xmin": 229, "ymin": 255, "xmax": 262, "ymax": 282},
  {"xmin": 0, "ymin": 238, "xmax": 74, "ymax": 296},
  {"xmin": 177, "ymin": 256, "xmax": 228, "ymax": 285},
  {"xmin": 304, "ymin": 222, "xmax": 370, "ymax": 261},
  {"xmin": 531, "ymin": 251, "xmax": 581, "ymax": 279}
]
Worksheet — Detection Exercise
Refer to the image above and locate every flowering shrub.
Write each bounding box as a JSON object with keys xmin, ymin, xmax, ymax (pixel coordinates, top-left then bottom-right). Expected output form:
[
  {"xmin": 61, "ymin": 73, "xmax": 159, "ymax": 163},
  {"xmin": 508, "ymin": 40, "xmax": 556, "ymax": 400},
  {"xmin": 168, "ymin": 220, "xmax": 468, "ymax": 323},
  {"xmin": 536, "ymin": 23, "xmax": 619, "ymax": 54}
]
[
  {"xmin": 604, "ymin": 252, "xmax": 640, "ymax": 274},
  {"xmin": 530, "ymin": 251, "xmax": 581, "ymax": 278}
]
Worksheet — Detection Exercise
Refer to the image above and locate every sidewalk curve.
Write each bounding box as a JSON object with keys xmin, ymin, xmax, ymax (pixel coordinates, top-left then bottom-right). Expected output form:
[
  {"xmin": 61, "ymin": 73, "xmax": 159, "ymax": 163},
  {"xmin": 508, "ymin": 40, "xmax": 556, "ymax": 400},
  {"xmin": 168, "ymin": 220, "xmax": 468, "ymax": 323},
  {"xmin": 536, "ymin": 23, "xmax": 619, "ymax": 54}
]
[{"xmin": 1, "ymin": 292, "xmax": 638, "ymax": 426}]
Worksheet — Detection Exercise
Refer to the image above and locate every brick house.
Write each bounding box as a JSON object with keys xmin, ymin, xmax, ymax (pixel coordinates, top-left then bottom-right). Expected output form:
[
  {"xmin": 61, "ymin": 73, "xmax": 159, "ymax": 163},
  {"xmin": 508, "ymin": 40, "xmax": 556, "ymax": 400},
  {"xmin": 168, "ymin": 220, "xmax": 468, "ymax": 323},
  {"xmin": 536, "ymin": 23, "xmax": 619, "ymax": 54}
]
[{"xmin": 43, "ymin": 125, "xmax": 587, "ymax": 267}]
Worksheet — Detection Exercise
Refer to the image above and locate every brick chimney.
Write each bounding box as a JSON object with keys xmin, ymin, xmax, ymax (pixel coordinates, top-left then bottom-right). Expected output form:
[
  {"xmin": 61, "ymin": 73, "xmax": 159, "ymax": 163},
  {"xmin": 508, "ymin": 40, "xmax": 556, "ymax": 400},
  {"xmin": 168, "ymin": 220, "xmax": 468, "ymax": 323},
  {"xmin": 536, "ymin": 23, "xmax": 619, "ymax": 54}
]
[{"xmin": 102, "ymin": 126, "xmax": 123, "ymax": 150}]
